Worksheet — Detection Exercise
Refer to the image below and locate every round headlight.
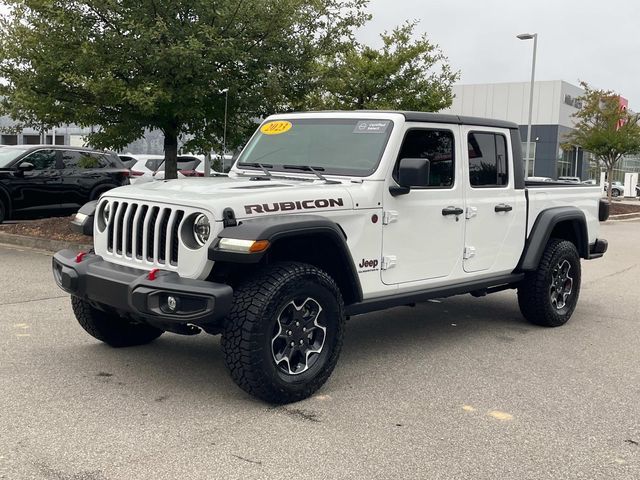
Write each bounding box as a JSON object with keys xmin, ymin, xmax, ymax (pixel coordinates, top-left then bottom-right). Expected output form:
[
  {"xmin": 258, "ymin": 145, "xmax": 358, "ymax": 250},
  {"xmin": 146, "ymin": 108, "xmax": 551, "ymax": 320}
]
[{"xmin": 193, "ymin": 214, "xmax": 210, "ymax": 246}]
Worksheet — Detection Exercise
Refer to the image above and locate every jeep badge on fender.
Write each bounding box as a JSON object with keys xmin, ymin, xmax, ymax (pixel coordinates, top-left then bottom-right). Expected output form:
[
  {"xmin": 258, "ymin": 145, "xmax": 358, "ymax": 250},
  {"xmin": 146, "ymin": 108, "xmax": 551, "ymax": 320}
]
[{"xmin": 52, "ymin": 111, "xmax": 607, "ymax": 404}]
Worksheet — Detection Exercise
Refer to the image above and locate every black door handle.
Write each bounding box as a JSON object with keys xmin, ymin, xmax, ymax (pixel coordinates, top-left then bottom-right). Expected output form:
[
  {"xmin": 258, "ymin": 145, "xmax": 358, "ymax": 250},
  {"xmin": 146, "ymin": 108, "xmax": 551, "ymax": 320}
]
[
  {"xmin": 495, "ymin": 204, "xmax": 513, "ymax": 212},
  {"xmin": 442, "ymin": 206, "xmax": 464, "ymax": 216}
]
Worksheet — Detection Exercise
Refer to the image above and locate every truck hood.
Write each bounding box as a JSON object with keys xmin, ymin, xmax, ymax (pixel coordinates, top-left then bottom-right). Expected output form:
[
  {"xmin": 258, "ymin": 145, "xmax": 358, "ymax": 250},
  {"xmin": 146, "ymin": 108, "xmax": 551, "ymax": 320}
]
[{"xmin": 103, "ymin": 175, "xmax": 356, "ymax": 221}]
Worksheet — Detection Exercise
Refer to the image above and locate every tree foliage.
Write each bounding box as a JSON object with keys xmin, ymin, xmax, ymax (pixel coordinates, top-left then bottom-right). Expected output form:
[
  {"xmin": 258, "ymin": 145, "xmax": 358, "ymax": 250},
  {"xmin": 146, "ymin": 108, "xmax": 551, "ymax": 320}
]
[
  {"xmin": 308, "ymin": 22, "xmax": 459, "ymax": 111},
  {"xmin": 564, "ymin": 82, "xmax": 640, "ymax": 200},
  {"xmin": 0, "ymin": 0, "xmax": 368, "ymax": 178}
]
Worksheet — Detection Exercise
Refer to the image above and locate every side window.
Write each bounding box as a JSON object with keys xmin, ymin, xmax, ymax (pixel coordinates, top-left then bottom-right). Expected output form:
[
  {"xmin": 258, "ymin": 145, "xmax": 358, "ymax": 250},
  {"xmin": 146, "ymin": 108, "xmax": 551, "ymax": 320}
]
[
  {"xmin": 22, "ymin": 150, "xmax": 57, "ymax": 170},
  {"xmin": 146, "ymin": 159, "xmax": 162, "ymax": 171},
  {"xmin": 395, "ymin": 129, "xmax": 455, "ymax": 188},
  {"xmin": 467, "ymin": 132, "xmax": 508, "ymax": 187},
  {"xmin": 62, "ymin": 151, "xmax": 108, "ymax": 169}
]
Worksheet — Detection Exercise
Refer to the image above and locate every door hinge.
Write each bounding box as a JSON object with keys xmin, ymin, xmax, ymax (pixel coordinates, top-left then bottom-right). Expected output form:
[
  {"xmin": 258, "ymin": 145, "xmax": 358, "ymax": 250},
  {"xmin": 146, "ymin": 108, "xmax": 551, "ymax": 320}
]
[
  {"xmin": 381, "ymin": 255, "xmax": 397, "ymax": 270},
  {"xmin": 463, "ymin": 247, "xmax": 476, "ymax": 260},
  {"xmin": 383, "ymin": 210, "xmax": 399, "ymax": 225},
  {"xmin": 466, "ymin": 206, "xmax": 478, "ymax": 219}
]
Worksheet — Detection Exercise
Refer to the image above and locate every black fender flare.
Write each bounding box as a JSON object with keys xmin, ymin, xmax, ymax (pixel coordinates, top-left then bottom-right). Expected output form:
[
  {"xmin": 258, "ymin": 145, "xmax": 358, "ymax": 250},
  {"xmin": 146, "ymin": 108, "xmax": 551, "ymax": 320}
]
[
  {"xmin": 209, "ymin": 214, "xmax": 363, "ymax": 303},
  {"xmin": 517, "ymin": 206, "xmax": 589, "ymax": 271}
]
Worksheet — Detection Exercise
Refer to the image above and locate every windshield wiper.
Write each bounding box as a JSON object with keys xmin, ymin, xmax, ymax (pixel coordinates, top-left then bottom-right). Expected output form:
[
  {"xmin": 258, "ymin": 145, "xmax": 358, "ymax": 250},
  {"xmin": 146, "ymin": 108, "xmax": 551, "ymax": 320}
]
[
  {"xmin": 237, "ymin": 162, "xmax": 273, "ymax": 177},
  {"xmin": 283, "ymin": 165, "xmax": 340, "ymax": 184}
]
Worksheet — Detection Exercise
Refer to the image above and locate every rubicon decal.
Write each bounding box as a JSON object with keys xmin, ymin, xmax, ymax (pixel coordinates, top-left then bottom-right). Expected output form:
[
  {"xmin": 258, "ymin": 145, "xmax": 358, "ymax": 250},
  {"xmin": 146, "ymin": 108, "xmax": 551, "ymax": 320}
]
[{"xmin": 244, "ymin": 198, "xmax": 344, "ymax": 215}]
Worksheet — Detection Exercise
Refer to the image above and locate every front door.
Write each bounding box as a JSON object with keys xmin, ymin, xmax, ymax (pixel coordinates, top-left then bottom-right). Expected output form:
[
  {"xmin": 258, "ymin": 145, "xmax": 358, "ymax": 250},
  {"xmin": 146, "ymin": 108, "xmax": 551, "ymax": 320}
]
[
  {"xmin": 462, "ymin": 127, "xmax": 526, "ymax": 273},
  {"xmin": 11, "ymin": 149, "xmax": 61, "ymax": 212},
  {"xmin": 382, "ymin": 125, "xmax": 465, "ymax": 285}
]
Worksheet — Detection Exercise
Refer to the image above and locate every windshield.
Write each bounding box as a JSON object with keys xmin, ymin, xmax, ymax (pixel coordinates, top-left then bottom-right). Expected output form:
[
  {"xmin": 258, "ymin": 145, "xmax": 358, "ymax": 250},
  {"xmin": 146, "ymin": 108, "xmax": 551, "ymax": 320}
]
[
  {"xmin": 0, "ymin": 146, "xmax": 30, "ymax": 168},
  {"xmin": 237, "ymin": 118, "xmax": 394, "ymax": 176}
]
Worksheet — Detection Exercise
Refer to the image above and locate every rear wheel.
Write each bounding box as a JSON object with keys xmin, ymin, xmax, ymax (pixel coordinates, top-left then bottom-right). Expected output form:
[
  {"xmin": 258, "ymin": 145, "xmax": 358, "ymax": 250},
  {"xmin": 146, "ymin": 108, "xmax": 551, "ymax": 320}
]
[
  {"xmin": 71, "ymin": 296, "xmax": 163, "ymax": 347},
  {"xmin": 517, "ymin": 239, "xmax": 581, "ymax": 327},
  {"xmin": 221, "ymin": 262, "xmax": 345, "ymax": 404}
]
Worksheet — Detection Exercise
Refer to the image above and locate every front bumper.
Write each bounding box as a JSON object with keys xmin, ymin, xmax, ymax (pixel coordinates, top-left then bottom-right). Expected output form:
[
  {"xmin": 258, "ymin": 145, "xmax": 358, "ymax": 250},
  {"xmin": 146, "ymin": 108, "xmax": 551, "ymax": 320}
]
[
  {"xmin": 587, "ymin": 239, "xmax": 608, "ymax": 259},
  {"xmin": 52, "ymin": 249, "xmax": 233, "ymax": 325}
]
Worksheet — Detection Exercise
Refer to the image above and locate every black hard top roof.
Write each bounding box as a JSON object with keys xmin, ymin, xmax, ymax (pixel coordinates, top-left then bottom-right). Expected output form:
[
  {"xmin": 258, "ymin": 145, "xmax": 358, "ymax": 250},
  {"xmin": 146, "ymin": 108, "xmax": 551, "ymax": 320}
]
[{"xmin": 362, "ymin": 111, "xmax": 520, "ymax": 130}]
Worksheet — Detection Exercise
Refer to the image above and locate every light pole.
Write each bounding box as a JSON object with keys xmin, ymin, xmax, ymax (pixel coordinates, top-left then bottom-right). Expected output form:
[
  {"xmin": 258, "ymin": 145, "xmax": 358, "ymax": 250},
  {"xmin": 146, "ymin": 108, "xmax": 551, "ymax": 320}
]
[
  {"xmin": 517, "ymin": 32, "xmax": 538, "ymax": 178},
  {"xmin": 221, "ymin": 88, "xmax": 229, "ymax": 171}
]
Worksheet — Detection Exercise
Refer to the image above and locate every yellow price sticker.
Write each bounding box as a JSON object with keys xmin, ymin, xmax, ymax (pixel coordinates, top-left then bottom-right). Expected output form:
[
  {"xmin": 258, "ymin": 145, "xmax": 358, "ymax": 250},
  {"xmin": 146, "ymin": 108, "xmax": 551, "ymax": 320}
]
[{"xmin": 260, "ymin": 121, "xmax": 292, "ymax": 135}]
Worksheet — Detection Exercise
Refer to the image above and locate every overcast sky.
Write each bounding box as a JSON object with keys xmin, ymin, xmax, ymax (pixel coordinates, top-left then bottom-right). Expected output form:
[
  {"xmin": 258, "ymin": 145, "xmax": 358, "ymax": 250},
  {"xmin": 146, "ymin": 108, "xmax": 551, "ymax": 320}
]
[{"xmin": 358, "ymin": 0, "xmax": 640, "ymax": 110}]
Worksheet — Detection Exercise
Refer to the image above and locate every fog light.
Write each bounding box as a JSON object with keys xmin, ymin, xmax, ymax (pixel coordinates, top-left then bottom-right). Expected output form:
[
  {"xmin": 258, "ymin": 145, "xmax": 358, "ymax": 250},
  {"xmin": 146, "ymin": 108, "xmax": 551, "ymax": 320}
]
[{"xmin": 167, "ymin": 296, "xmax": 178, "ymax": 312}]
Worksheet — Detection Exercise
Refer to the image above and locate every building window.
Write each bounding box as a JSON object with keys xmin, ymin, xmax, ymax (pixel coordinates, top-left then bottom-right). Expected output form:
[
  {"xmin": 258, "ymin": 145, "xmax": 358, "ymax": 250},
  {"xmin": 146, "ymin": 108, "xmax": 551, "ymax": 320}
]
[
  {"xmin": 558, "ymin": 147, "xmax": 578, "ymax": 178},
  {"xmin": 22, "ymin": 135, "xmax": 41, "ymax": 145},
  {"xmin": 45, "ymin": 135, "xmax": 65, "ymax": 145},
  {"xmin": 1, "ymin": 134, "xmax": 18, "ymax": 145},
  {"xmin": 521, "ymin": 141, "xmax": 536, "ymax": 177}
]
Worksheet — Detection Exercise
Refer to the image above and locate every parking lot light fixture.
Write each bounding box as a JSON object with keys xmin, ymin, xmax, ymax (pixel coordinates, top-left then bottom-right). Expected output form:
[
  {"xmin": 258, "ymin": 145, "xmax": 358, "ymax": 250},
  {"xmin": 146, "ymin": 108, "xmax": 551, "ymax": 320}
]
[{"xmin": 517, "ymin": 32, "xmax": 538, "ymax": 178}]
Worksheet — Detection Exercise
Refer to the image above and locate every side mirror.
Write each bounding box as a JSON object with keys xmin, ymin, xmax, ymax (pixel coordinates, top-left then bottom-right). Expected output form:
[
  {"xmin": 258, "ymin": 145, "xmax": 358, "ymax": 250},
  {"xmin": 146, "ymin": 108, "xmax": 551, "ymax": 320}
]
[
  {"xmin": 389, "ymin": 158, "xmax": 431, "ymax": 196},
  {"xmin": 17, "ymin": 161, "xmax": 35, "ymax": 172}
]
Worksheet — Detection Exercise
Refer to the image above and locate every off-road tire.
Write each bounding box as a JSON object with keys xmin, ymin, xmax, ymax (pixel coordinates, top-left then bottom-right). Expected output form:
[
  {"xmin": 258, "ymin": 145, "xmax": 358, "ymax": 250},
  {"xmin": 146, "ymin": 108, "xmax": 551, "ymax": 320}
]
[
  {"xmin": 71, "ymin": 296, "xmax": 164, "ymax": 347},
  {"xmin": 517, "ymin": 239, "xmax": 581, "ymax": 327},
  {"xmin": 221, "ymin": 262, "xmax": 345, "ymax": 404}
]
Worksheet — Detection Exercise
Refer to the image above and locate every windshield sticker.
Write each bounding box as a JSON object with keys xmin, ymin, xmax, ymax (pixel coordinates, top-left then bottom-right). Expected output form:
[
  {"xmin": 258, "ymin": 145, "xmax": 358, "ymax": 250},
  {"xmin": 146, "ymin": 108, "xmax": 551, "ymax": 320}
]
[
  {"xmin": 353, "ymin": 120, "xmax": 390, "ymax": 134},
  {"xmin": 260, "ymin": 121, "xmax": 293, "ymax": 135}
]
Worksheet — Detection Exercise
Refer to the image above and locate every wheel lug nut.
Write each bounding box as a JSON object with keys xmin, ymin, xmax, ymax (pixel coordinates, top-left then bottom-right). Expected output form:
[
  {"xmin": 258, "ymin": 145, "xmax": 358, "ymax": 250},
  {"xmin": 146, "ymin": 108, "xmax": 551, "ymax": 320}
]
[
  {"xmin": 299, "ymin": 340, "xmax": 303, "ymax": 345},
  {"xmin": 303, "ymin": 327, "xmax": 306, "ymax": 332},
  {"xmin": 287, "ymin": 330, "xmax": 292, "ymax": 335},
  {"xmin": 290, "ymin": 342, "xmax": 294, "ymax": 347},
  {"xmin": 295, "ymin": 321, "xmax": 300, "ymax": 327}
]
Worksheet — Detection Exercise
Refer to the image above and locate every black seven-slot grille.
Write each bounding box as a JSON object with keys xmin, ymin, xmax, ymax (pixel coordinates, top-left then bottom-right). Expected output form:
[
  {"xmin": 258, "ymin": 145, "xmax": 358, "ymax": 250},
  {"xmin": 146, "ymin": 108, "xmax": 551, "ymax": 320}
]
[{"xmin": 106, "ymin": 201, "xmax": 185, "ymax": 266}]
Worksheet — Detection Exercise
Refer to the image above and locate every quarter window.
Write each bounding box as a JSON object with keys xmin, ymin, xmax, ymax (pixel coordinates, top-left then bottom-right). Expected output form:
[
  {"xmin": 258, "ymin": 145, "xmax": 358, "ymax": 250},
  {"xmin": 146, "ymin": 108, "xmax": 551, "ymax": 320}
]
[
  {"xmin": 395, "ymin": 129, "xmax": 455, "ymax": 188},
  {"xmin": 467, "ymin": 132, "xmax": 508, "ymax": 187}
]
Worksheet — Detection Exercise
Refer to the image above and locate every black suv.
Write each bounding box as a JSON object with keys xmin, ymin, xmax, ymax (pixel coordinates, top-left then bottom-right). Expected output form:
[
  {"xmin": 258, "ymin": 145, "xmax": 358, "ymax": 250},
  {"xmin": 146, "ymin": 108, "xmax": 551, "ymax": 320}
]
[{"xmin": 0, "ymin": 145, "xmax": 129, "ymax": 223}]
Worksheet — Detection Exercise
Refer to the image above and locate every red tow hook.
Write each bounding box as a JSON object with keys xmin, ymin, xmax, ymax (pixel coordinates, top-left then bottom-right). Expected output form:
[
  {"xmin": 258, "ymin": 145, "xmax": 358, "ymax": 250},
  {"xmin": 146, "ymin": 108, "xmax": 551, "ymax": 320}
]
[
  {"xmin": 75, "ymin": 252, "xmax": 87, "ymax": 263},
  {"xmin": 147, "ymin": 268, "xmax": 160, "ymax": 281}
]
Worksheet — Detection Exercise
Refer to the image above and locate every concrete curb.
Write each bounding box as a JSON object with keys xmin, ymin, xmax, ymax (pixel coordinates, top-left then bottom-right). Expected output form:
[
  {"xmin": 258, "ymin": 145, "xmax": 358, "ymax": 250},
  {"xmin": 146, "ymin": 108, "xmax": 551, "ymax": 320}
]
[
  {"xmin": 0, "ymin": 232, "xmax": 92, "ymax": 253},
  {"xmin": 608, "ymin": 212, "xmax": 640, "ymax": 221}
]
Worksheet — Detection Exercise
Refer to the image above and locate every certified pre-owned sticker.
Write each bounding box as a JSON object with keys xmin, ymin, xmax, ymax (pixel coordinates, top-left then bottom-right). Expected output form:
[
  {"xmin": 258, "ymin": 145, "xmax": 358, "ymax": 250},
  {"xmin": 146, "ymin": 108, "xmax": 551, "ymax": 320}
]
[
  {"xmin": 353, "ymin": 120, "xmax": 390, "ymax": 134},
  {"xmin": 261, "ymin": 121, "xmax": 293, "ymax": 135}
]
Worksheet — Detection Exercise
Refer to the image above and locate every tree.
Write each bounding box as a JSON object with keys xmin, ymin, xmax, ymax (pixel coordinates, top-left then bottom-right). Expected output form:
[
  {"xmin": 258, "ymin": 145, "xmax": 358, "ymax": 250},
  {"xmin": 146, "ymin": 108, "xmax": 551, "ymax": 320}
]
[
  {"xmin": 564, "ymin": 82, "xmax": 640, "ymax": 201},
  {"xmin": 0, "ymin": 0, "xmax": 368, "ymax": 178},
  {"xmin": 308, "ymin": 22, "xmax": 459, "ymax": 111}
]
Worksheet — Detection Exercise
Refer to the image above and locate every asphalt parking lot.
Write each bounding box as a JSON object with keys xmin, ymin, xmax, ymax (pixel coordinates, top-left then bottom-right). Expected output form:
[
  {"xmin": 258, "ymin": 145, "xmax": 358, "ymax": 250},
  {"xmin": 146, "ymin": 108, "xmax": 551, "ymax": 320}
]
[{"xmin": 0, "ymin": 220, "xmax": 638, "ymax": 480}]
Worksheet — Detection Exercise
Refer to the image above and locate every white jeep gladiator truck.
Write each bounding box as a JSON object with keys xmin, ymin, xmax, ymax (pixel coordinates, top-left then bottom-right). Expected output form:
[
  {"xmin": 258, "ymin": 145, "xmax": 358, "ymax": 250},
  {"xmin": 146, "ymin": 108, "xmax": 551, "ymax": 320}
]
[{"xmin": 52, "ymin": 111, "xmax": 609, "ymax": 403}]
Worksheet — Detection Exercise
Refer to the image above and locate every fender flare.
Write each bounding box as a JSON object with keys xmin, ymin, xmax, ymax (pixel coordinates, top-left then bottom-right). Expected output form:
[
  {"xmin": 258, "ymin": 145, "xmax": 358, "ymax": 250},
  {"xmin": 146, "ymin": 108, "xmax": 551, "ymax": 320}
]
[
  {"xmin": 517, "ymin": 206, "xmax": 589, "ymax": 271},
  {"xmin": 209, "ymin": 214, "xmax": 363, "ymax": 303}
]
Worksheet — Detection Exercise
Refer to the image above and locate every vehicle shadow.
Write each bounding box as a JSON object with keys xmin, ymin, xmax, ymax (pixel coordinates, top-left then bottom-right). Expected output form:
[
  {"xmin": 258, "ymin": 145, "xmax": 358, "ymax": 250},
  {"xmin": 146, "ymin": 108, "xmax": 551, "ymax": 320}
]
[{"xmin": 70, "ymin": 291, "xmax": 534, "ymax": 403}]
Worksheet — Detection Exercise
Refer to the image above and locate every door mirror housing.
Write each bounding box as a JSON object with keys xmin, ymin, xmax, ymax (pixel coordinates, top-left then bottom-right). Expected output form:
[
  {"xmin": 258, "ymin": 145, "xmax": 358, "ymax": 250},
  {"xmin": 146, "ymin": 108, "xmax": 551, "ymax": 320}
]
[
  {"xmin": 389, "ymin": 158, "xmax": 431, "ymax": 196},
  {"xmin": 17, "ymin": 161, "xmax": 35, "ymax": 172}
]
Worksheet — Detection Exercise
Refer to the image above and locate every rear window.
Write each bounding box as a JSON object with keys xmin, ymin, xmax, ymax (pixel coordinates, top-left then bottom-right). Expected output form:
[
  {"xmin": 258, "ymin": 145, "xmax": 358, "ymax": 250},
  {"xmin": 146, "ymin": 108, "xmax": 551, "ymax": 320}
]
[{"xmin": 157, "ymin": 158, "xmax": 201, "ymax": 171}]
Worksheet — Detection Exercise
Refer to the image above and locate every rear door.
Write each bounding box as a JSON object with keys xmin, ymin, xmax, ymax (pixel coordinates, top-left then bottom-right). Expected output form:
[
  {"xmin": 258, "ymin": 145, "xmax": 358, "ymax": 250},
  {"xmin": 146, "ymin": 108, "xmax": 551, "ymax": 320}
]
[
  {"xmin": 60, "ymin": 150, "xmax": 120, "ymax": 206},
  {"xmin": 462, "ymin": 127, "xmax": 526, "ymax": 273},
  {"xmin": 381, "ymin": 125, "xmax": 465, "ymax": 285}
]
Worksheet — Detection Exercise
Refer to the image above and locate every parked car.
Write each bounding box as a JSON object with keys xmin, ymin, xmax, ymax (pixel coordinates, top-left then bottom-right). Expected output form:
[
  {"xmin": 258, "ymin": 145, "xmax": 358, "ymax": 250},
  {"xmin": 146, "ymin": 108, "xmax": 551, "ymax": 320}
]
[
  {"xmin": 118, "ymin": 154, "xmax": 165, "ymax": 184},
  {"xmin": 526, "ymin": 176, "xmax": 553, "ymax": 182},
  {"xmin": 604, "ymin": 181, "xmax": 624, "ymax": 197},
  {"xmin": 0, "ymin": 145, "xmax": 129, "ymax": 223},
  {"xmin": 152, "ymin": 156, "xmax": 203, "ymax": 180},
  {"xmin": 117, "ymin": 155, "xmax": 137, "ymax": 169},
  {"xmin": 582, "ymin": 179, "xmax": 597, "ymax": 185},
  {"xmin": 558, "ymin": 176, "xmax": 581, "ymax": 183},
  {"xmin": 53, "ymin": 111, "xmax": 607, "ymax": 403}
]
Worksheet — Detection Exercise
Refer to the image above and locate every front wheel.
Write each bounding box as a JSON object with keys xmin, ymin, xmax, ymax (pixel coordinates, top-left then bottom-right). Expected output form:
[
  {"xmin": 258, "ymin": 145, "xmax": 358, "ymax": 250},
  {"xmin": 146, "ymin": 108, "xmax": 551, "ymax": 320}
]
[
  {"xmin": 221, "ymin": 262, "xmax": 345, "ymax": 404},
  {"xmin": 517, "ymin": 239, "xmax": 581, "ymax": 327}
]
